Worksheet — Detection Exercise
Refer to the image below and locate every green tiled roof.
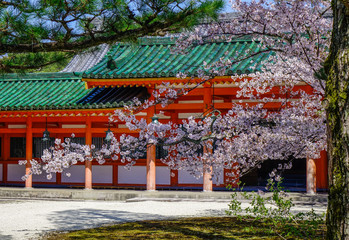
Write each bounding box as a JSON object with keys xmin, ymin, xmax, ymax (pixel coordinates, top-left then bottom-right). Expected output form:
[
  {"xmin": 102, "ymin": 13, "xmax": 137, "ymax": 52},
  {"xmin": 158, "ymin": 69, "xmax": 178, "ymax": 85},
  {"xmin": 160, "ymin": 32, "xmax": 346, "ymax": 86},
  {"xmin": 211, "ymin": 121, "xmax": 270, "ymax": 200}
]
[
  {"xmin": 0, "ymin": 72, "xmax": 90, "ymax": 111},
  {"xmin": 83, "ymin": 37, "xmax": 273, "ymax": 79},
  {"xmin": 0, "ymin": 72, "xmax": 148, "ymax": 111}
]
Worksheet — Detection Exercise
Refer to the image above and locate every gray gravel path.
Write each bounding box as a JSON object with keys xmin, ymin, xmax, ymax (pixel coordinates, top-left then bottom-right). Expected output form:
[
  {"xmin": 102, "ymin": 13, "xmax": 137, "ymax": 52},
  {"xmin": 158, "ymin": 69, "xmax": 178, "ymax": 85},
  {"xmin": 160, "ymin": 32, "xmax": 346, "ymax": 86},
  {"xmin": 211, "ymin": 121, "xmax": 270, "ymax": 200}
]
[
  {"xmin": 0, "ymin": 198, "xmax": 327, "ymax": 240},
  {"xmin": 0, "ymin": 199, "xmax": 229, "ymax": 240}
]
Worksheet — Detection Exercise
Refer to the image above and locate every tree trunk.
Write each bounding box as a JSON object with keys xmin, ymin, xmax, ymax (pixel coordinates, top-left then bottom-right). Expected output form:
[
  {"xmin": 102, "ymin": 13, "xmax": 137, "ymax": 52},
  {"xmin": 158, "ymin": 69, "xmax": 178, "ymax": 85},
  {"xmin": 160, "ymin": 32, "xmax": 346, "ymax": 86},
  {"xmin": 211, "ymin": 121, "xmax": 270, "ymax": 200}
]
[{"xmin": 326, "ymin": 1, "xmax": 349, "ymax": 239}]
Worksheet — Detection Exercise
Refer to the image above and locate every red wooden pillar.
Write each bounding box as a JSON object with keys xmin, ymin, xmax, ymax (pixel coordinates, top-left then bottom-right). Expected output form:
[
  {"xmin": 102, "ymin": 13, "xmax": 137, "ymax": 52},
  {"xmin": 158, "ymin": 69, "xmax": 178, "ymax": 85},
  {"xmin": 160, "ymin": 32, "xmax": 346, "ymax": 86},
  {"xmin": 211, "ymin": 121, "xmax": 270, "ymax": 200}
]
[
  {"xmin": 203, "ymin": 83, "xmax": 213, "ymax": 192},
  {"xmin": 3, "ymin": 134, "xmax": 9, "ymax": 183},
  {"xmin": 25, "ymin": 117, "xmax": 33, "ymax": 188},
  {"xmin": 316, "ymin": 150, "xmax": 328, "ymax": 190},
  {"xmin": 85, "ymin": 118, "xmax": 92, "ymax": 189},
  {"xmin": 55, "ymin": 134, "xmax": 62, "ymax": 185},
  {"xmin": 170, "ymin": 112, "xmax": 179, "ymax": 187},
  {"xmin": 306, "ymin": 156, "xmax": 316, "ymax": 194},
  {"xmin": 146, "ymin": 86, "xmax": 156, "ymax": 191},
  {"xmin": 147, "ymin": 142, "xmax": 156, "ymax": 191}
]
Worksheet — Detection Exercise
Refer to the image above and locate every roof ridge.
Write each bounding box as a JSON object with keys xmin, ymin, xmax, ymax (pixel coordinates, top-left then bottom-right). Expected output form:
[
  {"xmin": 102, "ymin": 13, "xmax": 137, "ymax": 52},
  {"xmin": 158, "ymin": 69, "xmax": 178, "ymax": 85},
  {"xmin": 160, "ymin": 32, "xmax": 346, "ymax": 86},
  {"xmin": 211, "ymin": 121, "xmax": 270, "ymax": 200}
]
[
  {"xmin": 115, "ymin": 36, "xmax": 254, "ymax": 47},
  {"xmin": 138, "ymin": 37, "xmax": 177, "ymax": 45},
  {"xmin": 0, "ymin": 72, "xmax": 82, "ymax": 81}
]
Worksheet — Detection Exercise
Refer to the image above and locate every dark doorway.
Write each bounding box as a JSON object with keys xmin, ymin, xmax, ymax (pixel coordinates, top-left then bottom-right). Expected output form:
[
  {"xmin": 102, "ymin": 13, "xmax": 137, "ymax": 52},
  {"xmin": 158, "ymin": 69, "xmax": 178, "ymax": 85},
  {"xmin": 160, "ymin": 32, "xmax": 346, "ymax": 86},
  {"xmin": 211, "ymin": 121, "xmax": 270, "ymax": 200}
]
[{"xmin": 240, "ymin": 158, "xmax": 306, "ymax": 189}]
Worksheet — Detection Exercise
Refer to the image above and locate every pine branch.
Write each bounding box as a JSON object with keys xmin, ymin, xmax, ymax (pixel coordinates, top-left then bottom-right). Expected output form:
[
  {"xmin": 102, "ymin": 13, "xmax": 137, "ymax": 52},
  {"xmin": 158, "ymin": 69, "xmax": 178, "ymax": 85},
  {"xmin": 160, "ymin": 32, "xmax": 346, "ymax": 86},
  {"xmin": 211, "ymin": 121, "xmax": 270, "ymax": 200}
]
[{"xmin": 0, "ymin": 0, "xmax": 224, "ymax": 54}]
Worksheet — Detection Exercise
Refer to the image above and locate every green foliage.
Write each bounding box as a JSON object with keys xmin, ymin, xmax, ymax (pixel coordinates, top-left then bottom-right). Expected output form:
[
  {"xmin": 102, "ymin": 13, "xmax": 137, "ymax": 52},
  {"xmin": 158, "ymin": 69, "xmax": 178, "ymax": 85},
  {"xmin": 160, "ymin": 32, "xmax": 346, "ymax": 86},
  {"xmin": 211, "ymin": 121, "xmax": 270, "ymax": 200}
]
[
  {"xmin": 0, "ymin": 52, "xmax": 73, "ymax": 73},
  {"xmin": 0, "ymin": 0, "xmax": 224, "ymax": 71},
  {"xmin": 226, "ymin": 180, "xmax": 325, "ymax": 239}
]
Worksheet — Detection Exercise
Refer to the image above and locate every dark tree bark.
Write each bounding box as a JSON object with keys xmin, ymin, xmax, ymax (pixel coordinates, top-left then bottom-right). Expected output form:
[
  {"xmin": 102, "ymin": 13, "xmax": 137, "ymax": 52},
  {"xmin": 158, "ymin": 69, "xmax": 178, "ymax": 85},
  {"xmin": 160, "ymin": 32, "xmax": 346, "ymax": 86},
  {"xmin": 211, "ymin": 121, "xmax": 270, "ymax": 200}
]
[{"xmin": 325, "ymin": 1, "xmax": 349, "ymax": 239}]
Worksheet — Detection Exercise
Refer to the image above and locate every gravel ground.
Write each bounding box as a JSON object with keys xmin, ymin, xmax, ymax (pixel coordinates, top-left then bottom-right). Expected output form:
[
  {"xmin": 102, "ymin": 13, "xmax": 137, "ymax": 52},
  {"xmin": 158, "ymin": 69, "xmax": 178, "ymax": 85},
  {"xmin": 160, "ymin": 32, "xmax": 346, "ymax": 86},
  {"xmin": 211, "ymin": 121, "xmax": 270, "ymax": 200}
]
[
  {"xmin": 0, "ymin": 198, "xmax": 327, "ymax": 240},
  {"xmin": 0, "ymin": 199, "xmax": 230, "ymax": 240}
]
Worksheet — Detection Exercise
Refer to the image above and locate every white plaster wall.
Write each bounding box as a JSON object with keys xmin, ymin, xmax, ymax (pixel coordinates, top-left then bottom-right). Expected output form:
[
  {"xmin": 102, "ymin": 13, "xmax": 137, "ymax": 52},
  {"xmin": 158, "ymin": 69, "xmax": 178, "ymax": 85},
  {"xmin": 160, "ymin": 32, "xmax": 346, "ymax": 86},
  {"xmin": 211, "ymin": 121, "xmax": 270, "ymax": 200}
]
[
  {"xmin": 7, "ymin": 164, "xmax": 25, "ymax": 182},
  {"xmin": 33, "ymin": 173, "xmax": 56, "ymax": 182},
  {"xmin": 212, "ymin": 168, "xmax": 224, "ymax": 185},
  {"xmin": 178, "ymin": 169, "xmax": 224, "ymax": 185},
  {"xmin": 118, "ymin": 166, "xmax": 146, "ymax": 184},
  {"xmin": 61, "ymin": 124, "xmax": 86, "ymax": 128},
  {"xmin": 0, "ymin": 164, "xmax": 2, "ymax": 181},
  {"xmin": 8, "ymin": 124, "xmax": 26, "ymax": 128},
  {"xmin": 61, "ymin": 165, "xmax": 85, "ymax": 183},
  {"xmin": 92, "ymin": 165, "xmax": 113, "ymax": 184},
  {"xmin": 156, "ymin": 167, "xmax": 171, "ymax": 185},
  {"xmin": 178, "ymin": 170, "xmax": 203, "ymax": 184}
]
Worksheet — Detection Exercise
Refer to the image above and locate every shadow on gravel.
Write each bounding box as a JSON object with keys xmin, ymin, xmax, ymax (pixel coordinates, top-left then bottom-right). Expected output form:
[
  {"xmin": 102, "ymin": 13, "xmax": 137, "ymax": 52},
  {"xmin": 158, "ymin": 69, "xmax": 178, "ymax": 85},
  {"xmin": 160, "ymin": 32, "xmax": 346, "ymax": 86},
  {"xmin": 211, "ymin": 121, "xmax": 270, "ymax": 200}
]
[
  {"xmin": 0, "ymin": 231, "xmax": 13, "ymax": 240},
  {"xmin": 47, "ymin": 208, "xmax": 165, "ymax": 232},
  {"xmin": 200, "ymin": 208, "xmax": 226, "ymax": 216}
]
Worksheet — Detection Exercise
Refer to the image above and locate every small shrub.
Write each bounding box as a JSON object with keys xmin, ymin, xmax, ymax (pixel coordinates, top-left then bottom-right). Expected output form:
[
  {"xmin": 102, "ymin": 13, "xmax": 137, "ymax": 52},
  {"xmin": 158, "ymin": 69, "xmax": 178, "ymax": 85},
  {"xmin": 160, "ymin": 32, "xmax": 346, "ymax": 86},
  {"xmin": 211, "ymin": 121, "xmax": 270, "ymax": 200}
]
[{"xmin": 226, "ymin": 179, "xmax": 325, "ymax": 239}]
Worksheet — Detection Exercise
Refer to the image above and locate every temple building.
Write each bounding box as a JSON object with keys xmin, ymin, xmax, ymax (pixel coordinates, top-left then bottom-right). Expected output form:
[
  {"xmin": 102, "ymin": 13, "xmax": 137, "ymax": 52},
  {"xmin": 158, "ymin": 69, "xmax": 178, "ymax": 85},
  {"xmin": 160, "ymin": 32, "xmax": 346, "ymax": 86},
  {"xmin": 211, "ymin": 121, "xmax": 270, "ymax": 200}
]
[{"xmin": 0, "ymin": 37, "xmax": 328, "ymax": 192}]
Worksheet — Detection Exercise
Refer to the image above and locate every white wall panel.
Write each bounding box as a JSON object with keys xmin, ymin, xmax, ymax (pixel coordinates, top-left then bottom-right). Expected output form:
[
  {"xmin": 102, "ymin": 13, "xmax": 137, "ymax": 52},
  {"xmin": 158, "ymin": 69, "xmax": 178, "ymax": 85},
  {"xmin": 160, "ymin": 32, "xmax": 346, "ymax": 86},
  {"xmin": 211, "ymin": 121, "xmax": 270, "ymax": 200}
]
[
  {"xmin": 0, "ymin": 164, "xmax": 2, "ymax": 181},
  {"xmin": 8, "ymin": 124, "xmax": 26, "ymax": 129},
  {"xmin": 62, "ymin": 124, "xmax": 86, "ymax": 128},
  {"xmin": 178, "ymin": 113, "xmax": 202, "ymax": 119},
  {"xmin": 212, "ymin": 168, "xmax": 224, "ymax": 185},
  {"xmin": 156, "ymin": 167, "xmax": 170, "ymax": 185},
  {"xmin": 178, "ymin": 170, "xmax": 203, "ymax": 184},
  {"xmin": 118, "ymin": 166, "xmax": 146, "ymax": 184},
  {"xmin": 92, "ymin": 165, "xmax": 113, "ymax": 184},
  {"xmin": 33, "ymin": 172, "xmax": 56, "ymax": 182},
  {"xmin": 178, "ymin": 169, "xmax": 224, "ymax": 185},
  {"xmin": 61, "ymin": 165, "xmax": 85, "ymax": 183},
  {"xmin": 7, "ymin": 164, "xmax": 25, "ymax": 182}
]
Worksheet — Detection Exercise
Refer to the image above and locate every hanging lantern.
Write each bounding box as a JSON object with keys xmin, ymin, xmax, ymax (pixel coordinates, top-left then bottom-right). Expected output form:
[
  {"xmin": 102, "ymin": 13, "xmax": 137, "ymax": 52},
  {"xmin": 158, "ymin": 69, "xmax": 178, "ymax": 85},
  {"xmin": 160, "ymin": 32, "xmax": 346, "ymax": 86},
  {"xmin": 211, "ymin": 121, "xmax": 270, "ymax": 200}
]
[
  {"xmin": 151, "ymin": 114, "xmax": 159, "ymax": 124},
  {"xmin": 105, "ymin": 128, "xmax": 113, "ymax": 142},
  {"xmin": 42, "ymin": 117, "xmax": 50, "ymax": 141},
  {"xmin": 42, "ymin": 129, "xmax": 50, "ymax": 141}
]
